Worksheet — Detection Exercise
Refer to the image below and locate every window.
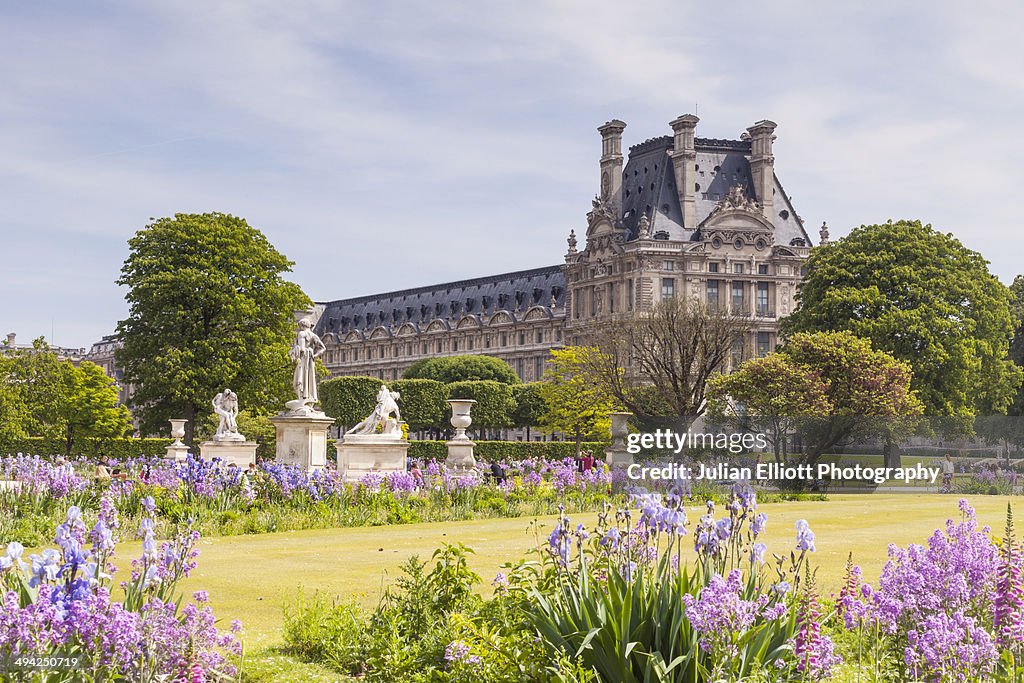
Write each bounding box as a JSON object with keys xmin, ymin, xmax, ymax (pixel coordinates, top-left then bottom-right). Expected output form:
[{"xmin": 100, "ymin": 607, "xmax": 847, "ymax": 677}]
[
  {"xmin": 436, "ymin": 341, "xmax": 443, "ymax": 353},
  {"xmin": 661, "ymin": 278, "xmax": 675, "ymax": 300},
  {"xmin": 708, "ymin": 262, "xmax": 719, "ymax": 273},
  {"xmin": 452, "ymin": 340, "xmax": 459, "ymax": 352},
  {"xmin": 732, "ymin": 281, "xmax": 744, "ymax": 312},
  {"xmin": 501, "ymin": 333, "xmax": 508, "ymax": 346},
  {"xmin": 485, "ymin": 336, "xmax": 491, "ymax": 348},
  {"xmin": 590, "ymin": 286, "xmax": 597, "ymax": 316},
  {"xmin": 518, "ymin": 332, "xmax": 525, "ymax": 345},
  {"xmin": 757, "ymin": 332, "xmax": 771, "ymax": 357},
  {"xmin": 573, "ymin": 289, "xmax": 582, "ymax": 319},
  {"xmin": 421, "ymin": 344, "xmax": 427, "ymax": 354},
  {"xmin": 707, "ymin": 280, "xmax": 719, "ymax": 308},
  {"xmin": 758, "ymin": 264, "xmax": 769, "ymax": 275},
  {"xmin": 516, "ymin": 358, "xmax": 524, "ymax": 378},
  {"xmin": 534, "ymin": 356, "xmax": 544, "ymax": 380},
  {"xmin": 627, "ymin": 279, "xmax": 634, "ymax": 310},
  {"xmin": 733, "ymin": 263, "xmax": 745, "ymax": 274},
  {"xmin": 536, "ymin": 330, "xmax": 543, "ymax": 344},
  {"xmin": 556, "ymin": 330, "xmax": 562, "ymax": 342},
  {"xmin": 608, "ymin": 282, "xmax": 617, "ymax": 313},
  {"xmin": 757, "ymin": 282, "xmax": 770, "ymax": 316},
  {"xmin": 663, "ymin": 260, "xmax": 674, "ymax": 271},
  {"xmin": 731, "ymin": 338, "xmax": 745, "ymax": 369},
  {"xmin": 467, "ymin": 339, "xmax": 474, "ymax": 350}
]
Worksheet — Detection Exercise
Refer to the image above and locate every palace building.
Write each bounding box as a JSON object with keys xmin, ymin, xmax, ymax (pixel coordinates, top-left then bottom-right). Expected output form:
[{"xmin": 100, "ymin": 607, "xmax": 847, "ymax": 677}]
[{"xmin": 313, "ymin": 113, "xmax": 817, "ymax": 382}]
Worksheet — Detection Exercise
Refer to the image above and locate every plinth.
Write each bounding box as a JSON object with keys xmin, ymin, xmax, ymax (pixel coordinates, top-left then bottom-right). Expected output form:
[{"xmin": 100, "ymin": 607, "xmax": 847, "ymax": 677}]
[
  {"xmin": 336, "ymin": 434, "xmax": 410, "ymax": 481},
  {"xmin": 269, "ymin": 413, "xmax": 335, "ymax": 471},
  {"xmin": 200, "ymin": 440, "xmax": 257, "ymax": 467}
]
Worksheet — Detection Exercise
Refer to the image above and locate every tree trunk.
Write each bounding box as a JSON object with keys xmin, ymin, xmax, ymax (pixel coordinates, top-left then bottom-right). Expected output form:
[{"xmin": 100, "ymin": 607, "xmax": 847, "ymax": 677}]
[
  {"xmin": 883, "ymin": 438, "xmax": 901, "ymax": 469},
  {"xmin": 184, "ymin": 403, "xmax": 196, "ymax": 450}
]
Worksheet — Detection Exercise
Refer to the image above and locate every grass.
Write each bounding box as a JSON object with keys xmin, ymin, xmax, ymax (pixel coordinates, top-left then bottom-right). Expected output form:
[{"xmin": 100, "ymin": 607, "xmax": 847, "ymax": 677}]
[{"xmin": 107, "ymin": 493, "xmax": 1020, "ymax": 681}]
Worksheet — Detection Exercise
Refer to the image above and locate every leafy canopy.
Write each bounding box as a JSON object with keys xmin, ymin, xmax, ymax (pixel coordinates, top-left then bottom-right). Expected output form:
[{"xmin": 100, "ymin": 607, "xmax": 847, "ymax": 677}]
[
  {"xmin": 403, "ymin": 355, "xmax": 520, "ymax": 385},
  {"xmin": 536, "ymin": 347, "xmax": 621, "ymax": 447},
  {"xmin": 115, "ymin": 213, "xmax": 309, "ymax": 442},
  {"xmin": 784, "ymin": 220, "xmax": 1022, "ymax": 416},
  {"xmin": 0, "ymin": 340, "xmax": 131, "ymax": 451}
]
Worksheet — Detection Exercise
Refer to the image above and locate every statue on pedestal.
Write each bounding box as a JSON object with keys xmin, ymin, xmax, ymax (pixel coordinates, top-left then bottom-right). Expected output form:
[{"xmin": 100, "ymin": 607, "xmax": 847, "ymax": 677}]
[
  {"xmin": 212, "ymin": 389, "xmax": 245, "ymax": 441},
  {"xmin": 285, "ymin": 317, "xmax": 326, "ymax": 415},
  {"xmin": 347, "ymin": 385, "xmax": 403, "ymax": 437}
]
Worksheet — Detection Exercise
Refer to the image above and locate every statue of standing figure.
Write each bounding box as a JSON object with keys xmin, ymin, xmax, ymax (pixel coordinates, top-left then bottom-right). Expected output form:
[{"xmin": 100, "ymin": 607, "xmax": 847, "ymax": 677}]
[
  {"xmin": 287, "ymin": 317, "xmax": 326, "ymax": 413},
  {"xmin": 212, "ymin": 389, "xmax": 244, "ymax": 441},
  {"xmin": 347, "ymin": 384, "xmax": 403, "ymax": 437}
]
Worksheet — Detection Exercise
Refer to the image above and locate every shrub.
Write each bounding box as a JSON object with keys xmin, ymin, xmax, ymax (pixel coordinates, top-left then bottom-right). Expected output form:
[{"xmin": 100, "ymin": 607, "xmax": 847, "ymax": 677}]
[
  {"xmin": 0, "ymin": 437, "xmax": 170, "ymax": 460},
  {"xmin": 406, "ymin": 440, "xmax": 608, "ymax": 462},
  {"xmin": 404, "ymin": 355, "xmax": 520, "ymax": 384},
  {"xmin": 319, "ymin": 376, "xmax": 381, "ymax": 427}
]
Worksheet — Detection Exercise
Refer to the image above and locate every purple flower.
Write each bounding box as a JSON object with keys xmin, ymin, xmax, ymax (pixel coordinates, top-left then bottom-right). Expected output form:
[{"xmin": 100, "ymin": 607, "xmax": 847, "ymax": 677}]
[{"xmin": 795, "ymin": 520, "xmax": 816, "ymax": 552}]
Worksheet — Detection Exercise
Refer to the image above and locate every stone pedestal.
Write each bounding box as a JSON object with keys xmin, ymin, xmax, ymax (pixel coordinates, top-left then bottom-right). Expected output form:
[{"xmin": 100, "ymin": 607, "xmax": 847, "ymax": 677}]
[
  {"xmin": 269, "ymin": 413, "xmax": 334, "ymax": 471},
  {"xmin": 336, "ymin": 434, "xmax": 410, "ymax": 481},
  {"xmin": 605, "ymin": 411, "xmax": 634, "ymax": 467},
  {"xmin": 445, "ymin": 438, "xmax": 477, "ymax": 473},
  {"xmin": 164, "ymin": 443, "xmax": 189, "ymax": 463},
  {"xmin": 200, "ymin": 440, "xmax": 257, "ymax": 467}
]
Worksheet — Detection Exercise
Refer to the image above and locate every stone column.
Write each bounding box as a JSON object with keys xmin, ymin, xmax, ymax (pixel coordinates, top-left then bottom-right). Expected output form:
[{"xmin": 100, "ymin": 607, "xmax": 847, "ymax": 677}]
[
  {"xmin": 669, "ymin": 114, "xmax": 699, "ymax": 228},
  {"xmin": 445, "ymin": 399, "xmax": 477, "ymax": 473},
  {"xmin": 605, "ymin": 412, "xmax": 634, "ymax": 467}
]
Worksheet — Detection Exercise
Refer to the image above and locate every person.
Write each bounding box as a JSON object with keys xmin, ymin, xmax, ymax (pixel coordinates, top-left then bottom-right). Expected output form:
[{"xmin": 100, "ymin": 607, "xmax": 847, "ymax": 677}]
[
  {"xmin": 942, "ymin": 453, "xmax": 955, "ymax": 492},
  {"xmin": 581, "ymin": 450, "xmax": 595, "ymax": 472},
  {"xmin": 410, "ymin": 462, "xmax": 424, "ymax": 487},
  {"xmin": 94, "ymin": 458, "xmax": 111, "ymax": 483},
  {"xmin": 247, "ymin": 462, "xmax": 258, "ymax": 477},
  {"xmin": 489, "ymin": 461, "xmax": 507, "ymax": 484},
  {"xmin": 575, "ymin": 450, "xmax": 585, "ymax": 473}
]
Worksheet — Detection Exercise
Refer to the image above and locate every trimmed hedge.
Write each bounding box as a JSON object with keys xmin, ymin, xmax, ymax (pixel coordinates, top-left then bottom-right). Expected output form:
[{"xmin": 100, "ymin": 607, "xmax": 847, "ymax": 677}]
[
  {"xmin": 407, "ymin": 440, "xmax": 608, "ymax": 462},
  {"xmin": 0, "ymin": 437, "xmax": 171, "ymax": 460}
]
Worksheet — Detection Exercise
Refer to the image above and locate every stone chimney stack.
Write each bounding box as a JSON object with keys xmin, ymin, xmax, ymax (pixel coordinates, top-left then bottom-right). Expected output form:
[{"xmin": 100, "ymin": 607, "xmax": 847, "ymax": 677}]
[
  {"xmin": 668, "ymin": 114, "xmax": 699, "ymax": 228},
  {"xmin": 746, "ymin": 120, "xmax": 777, "ymax": 220},
  {"xmin": 597, "ymin": 119, "xmax": 626, "ymax": 204},
  {"xmin": 4, "ymin": 332, "xmax": 15, "ymax": 347}
]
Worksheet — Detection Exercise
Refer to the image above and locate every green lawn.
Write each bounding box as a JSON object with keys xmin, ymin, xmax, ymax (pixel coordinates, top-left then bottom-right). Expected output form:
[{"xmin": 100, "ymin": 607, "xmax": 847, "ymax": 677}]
[{"xmin": 110, "ymin": 494, "xmax": 1020, "ymax": 681}]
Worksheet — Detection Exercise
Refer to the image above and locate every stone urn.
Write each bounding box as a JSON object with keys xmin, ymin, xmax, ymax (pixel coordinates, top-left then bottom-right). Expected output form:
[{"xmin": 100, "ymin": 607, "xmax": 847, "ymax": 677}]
[
  {"xmin": 447, "ymin": 399, "xmax": 476, "ymax": 440},
  {"xmin": 605, "ymin": 411, "xmax": 634, "ymax": 467},
  {"xmin": 166, "ymin": 419, "xmax": 189, "ymax": 462},
  {"xmin": 169, "ymin": 419, "xmax": 187, "ymax": 447}
]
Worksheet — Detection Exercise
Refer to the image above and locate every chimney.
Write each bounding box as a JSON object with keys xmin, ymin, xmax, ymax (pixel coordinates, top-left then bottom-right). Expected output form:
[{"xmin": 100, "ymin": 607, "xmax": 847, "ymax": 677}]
[
  {"xmin": 597, "ymin": 119, "xmax": 627, "ymax": 204},
  {"xmin": 746, "ymin": 120, "xmax": 777, "ymax": 219},
  {"xmin": 668, "ymin": 114, "xmax": 699, "ymax": 228},
  {"xmin": 4, "ymin": 332, "xmax": 14, "ymax": 347}
]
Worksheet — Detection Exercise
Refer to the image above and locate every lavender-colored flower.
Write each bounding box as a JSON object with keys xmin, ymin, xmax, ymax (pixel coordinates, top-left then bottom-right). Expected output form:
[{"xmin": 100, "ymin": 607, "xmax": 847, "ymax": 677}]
[
  {"xmin": 795, "ymin": 520, "xmax": 816, "ymax": 552},
  {"xmin": 750, "ymin": 542, "xmax": 767, "ymax": 565},
  {"xmin": 751, "ymin": 512, "xmax": 767, "ymax": 536}
]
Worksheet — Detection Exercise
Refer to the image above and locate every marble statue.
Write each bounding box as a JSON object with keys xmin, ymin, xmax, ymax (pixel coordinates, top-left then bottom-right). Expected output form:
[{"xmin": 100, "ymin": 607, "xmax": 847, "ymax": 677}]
[
  {"xmin": 212, "ymin": 389, "xmax": 244, "ymax": 441},
  {"xmin": 347, "ymin": 384, "xmax": 403, "ymax": 437},
  {"xmin": 287, "ymin": 317, "xmax": 326, "ymax": 413},
  {"xmin": 638, "ymin": 213, "xmax": 651, "ymax": 238}
]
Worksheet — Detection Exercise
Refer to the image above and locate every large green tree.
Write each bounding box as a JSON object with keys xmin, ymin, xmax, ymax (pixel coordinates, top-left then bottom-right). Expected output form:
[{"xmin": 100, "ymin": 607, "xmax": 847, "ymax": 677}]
[
  {"xmin": 784, "ymin": 220, "xmax": 1022, "ymax": 418},
  {"xmin": 115, "ymin": 213, "xmax": 309, "ymax": 445},
  {"xmin": 0, "ymin": 341, "xmax": 131, "ymax": 452},
  {"xmin": 537, "ymin": 347, "xmax": 621, "ymax": 449},
  {"xmin": 403, "ymin": 355, "xmax": 520, "ymax": 384}
]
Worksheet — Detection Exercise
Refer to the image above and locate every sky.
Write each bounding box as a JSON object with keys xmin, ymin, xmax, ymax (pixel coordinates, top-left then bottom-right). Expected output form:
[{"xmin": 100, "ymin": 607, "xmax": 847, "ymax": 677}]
[{"xmin": 1, "ymin": 0, "xmax": 1022, "ymax": 348}]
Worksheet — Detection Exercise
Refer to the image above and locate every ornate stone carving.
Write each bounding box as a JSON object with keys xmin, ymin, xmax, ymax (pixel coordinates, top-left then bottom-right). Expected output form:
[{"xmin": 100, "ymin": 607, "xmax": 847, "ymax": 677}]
[
  {"xmin": 285, "ymin": 317, "xmax": 326, "ymax": 415},
  {"xmin": 212, "ymin": 389, "xmax": 244, "ymax": 442},
  {"xmin": 587, "ymin": 195, "xmax": 616, "ymax": 224},
  {"xmin": 637, "ymin": 213, "xmax": 652, "ymax": 239},
  {"xmin": 819, "ymin": 221, "xmax": 830, "ymax": 245},
  {"xmin": 566, "ymin": 229, "xmax": 578, "ymax": 255},
  {"xmin": 347, "ymin": 385, "xmax": 403, "ymax": 437}
]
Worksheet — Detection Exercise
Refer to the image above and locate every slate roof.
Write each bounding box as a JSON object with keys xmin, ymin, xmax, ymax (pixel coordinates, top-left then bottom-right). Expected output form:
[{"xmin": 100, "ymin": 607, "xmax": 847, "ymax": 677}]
[
  {"xmin": 315, "ymin": 266, "xmax": 566, "ymax": 336},
  {"xmin": 619, "ymin": 136, "xmax": 809, "ymax": 246}
]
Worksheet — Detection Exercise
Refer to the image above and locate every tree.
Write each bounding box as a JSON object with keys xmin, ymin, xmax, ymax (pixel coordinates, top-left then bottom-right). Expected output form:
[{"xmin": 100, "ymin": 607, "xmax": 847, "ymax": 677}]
[
  {"xmin": 320, "ymin": 376, "xmax": 383, "ymax": 428},
  {"xmin": 60, "ymin": 361, "xmax": 133, "ymax": 453},
  {"xmin": 390, "ymin": 379, "xmax": 449, "ymax": 434},
  {"xmin": 707, "ymin": 354, "xmax": 831, "ymax": 463},
  {"xmin": 0, "ymin": 342, "xmax": 131, "ymax": 452},
  {"xmin": 784, "ymin": 220, "xmax": 1023, "ymax": 418},
  {"xmin": 511, "ymin": 383, "xmax": 547, "ymax": 441},
  {"xmin": 780, "ymin": 331, "xmax": 922, "ymax": 467},
  {"xmin": 445, "ymin": 380, "xmax": 515, "ymax": 433},
  {"xmin": 115, "ymin": 213, "xmax": 309, "ymax": 445},
  {"xmin": 579, "ymin": 297, "xmax": 749, "ymax": 427},
  {"xmin": 403, "ymin": 355, "xmax": 521, "ymax": 384},
  {"xmin": 536, "ymin": 347, "xmax": 620, "ymax": 449}
]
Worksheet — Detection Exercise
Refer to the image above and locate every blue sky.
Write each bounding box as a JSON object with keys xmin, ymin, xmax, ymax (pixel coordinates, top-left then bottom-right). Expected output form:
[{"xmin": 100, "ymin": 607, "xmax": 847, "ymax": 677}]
[{"xmin": 2, "ymin": 0, "xmax": 1021, "ymax": 348}]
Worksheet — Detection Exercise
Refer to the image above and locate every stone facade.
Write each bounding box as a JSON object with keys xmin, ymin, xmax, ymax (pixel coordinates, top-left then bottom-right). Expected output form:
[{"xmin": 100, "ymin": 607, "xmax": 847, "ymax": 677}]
[{"xmin": 317, "ymin": 114, "xmax": 812, "ymax": 380}]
